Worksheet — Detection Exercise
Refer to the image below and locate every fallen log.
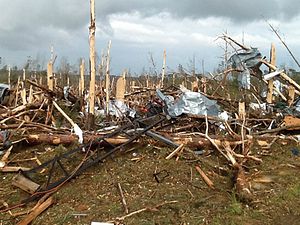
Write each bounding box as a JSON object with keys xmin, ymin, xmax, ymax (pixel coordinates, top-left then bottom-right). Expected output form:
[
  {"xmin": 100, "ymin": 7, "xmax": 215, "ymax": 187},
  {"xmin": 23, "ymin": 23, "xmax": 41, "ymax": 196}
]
[
  {"xmin": 169, "ymin": 136, "xmax": 250, "ymax": 149},
  {"xmin": 25, "ymin": 133, "xmax": 130, "ymax": 145}
]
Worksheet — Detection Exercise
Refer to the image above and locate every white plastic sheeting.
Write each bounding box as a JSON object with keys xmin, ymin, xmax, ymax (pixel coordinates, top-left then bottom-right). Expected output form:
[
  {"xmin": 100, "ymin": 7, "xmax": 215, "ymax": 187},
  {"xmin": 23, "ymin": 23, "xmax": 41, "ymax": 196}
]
[{"xmin": 107, "ymin": 100, "xmax": 136, "ymax": 118}]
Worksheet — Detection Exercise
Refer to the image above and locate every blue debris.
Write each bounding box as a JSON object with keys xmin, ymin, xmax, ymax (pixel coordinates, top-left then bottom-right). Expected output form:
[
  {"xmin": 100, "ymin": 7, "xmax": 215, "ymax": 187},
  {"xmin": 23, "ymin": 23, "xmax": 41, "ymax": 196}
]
[{"xmin": 291, "ymin": 147, "xmax": 299, "ymax": 156}]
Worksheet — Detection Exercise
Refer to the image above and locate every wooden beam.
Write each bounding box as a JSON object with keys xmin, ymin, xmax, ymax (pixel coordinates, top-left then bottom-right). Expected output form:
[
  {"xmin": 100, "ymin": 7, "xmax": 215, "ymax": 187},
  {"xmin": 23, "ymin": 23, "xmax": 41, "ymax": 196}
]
[{"xmin": 12, "ymin": 174, "xmax": 40, "ymax": 194}]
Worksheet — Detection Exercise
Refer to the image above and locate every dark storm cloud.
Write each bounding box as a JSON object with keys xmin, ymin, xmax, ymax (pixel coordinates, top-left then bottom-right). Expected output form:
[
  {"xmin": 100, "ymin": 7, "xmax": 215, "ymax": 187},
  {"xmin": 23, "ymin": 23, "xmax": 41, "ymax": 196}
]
[
  {"xmin": 97, "ymin": 0, "xmax": 300, "ymax": 22},
  {"xmin": 1, "ymin": 0, "xmax": 299, "ymax": 32},
  {"xmin": 0, "ymin": 0, "xmax": 299, "ymax": 71}
]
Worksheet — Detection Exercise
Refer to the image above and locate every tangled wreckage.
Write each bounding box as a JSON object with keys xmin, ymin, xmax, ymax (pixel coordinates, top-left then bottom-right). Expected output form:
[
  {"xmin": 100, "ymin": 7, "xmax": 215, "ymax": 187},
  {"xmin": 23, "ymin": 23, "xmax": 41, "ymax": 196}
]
[{"xmin": 1, "ymin": 35, "xmax": 300, "ymax": 224}]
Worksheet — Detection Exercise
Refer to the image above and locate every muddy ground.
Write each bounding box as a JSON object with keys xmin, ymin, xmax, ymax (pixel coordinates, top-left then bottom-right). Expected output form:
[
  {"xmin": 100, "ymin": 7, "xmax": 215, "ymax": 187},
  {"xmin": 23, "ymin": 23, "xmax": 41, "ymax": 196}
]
[{"xmin": 1, "ymin": 138, "xmax": 300, "ymax": 225}]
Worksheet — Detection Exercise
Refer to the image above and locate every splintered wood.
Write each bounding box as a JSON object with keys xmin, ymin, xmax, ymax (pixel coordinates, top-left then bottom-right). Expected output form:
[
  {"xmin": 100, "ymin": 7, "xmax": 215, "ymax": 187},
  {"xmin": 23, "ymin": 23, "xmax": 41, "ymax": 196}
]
[
  {"xmin": 116, "ymin": 76, "xmax": 126, "ymax": 101},
  {"xmin": 3, "ymin": 31, "xmax": 300, "ymax": 225}
]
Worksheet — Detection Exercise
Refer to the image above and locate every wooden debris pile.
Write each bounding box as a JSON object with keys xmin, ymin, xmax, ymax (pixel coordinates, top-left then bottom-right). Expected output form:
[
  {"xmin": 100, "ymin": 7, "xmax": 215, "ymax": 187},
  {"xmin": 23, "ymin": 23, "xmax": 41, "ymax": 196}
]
[{"xmin": 1, "ymin": 35, "xmax": 300, "ymax": 223}]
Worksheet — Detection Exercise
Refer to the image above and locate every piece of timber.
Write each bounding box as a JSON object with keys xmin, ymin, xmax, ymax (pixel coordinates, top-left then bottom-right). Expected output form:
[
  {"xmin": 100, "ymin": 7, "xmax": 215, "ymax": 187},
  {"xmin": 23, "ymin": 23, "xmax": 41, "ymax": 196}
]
[
  {"xmin": 16, "ymin": 196, "xmax": 54, "ymax": 225},
  {"xmin": 12, "ymin": 174, "xmax": 40, "ymax": 194}
]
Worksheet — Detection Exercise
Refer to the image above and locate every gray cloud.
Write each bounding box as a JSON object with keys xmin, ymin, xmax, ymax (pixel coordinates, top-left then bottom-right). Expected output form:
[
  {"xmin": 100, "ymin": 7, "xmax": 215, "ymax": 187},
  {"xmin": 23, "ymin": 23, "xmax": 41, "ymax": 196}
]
[
  {"xmin": 0, "ymin": 0, "xmax": 299, "ymax": 72},
  {"xmin": 96, "ymin": 0, "xmax": 300, "ymax": 22}
]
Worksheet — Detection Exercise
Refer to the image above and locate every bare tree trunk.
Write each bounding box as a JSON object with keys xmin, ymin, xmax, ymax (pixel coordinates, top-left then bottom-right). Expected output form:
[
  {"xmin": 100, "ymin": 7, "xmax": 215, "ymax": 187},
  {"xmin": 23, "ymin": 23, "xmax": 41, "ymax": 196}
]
[
  {"xmin": 47, "ymin": 62, "xmax": 53, "ymax": 91},
  {"xmin": 88, "ymin": 0, "xmax": 96, "ymax": 129},
  {"xmin": 161, "ymin": 49, "xmax": 166, "ymax": 88},
  {"xmin": 267, "ymin": 43, "xmax": 276, "ymax": 104},
  {"xmin": 105, "ymin": 40, "xmax": 112, "ymax": 115},
  {"xmin": 79, "ymin": 59, "xmax": 85, "ymax": 97},
  {"xmin": 8, "ymin": 66, "xmax": 11, "ymax": 86}
]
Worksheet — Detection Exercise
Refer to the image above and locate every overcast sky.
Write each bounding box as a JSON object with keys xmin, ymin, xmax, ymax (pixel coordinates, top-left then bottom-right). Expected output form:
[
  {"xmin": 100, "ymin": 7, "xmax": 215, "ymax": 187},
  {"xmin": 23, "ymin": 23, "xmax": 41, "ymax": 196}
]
[{"xmin": 0, "ymin": 0, "xmax": 300, "ymax": 74}]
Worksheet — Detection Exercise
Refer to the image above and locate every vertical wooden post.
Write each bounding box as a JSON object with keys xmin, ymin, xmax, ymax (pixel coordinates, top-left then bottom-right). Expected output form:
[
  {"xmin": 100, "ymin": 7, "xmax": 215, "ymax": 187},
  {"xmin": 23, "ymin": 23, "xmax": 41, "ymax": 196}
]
[
  {"xmin": 67, "ymin": 75, "xmax": 70, "ymax": 87},
  {"xmin": 267, "ymin": 43, "xmax": 276, "ymax": 104},
  {"xmin": 21, "ymin": 69, "xmax": 27, "ymax": 105},
  {"xmin": 53, "ymin": 73, "xmax": 57, "ymax": 89},
  {"xmin": 172, "ymin": 73, "xmax": 175, "ymax": 86},
  {"xmin": 28, "ymin": 85, "xmax": 33, "ymax": 104},
  {"xmin": 99, "ymin": 50, "xmax": 105, "ymax": 96},
  {"xmin": 79, "ymin": 59, "xmax": 85, "ymax": 97},
  {"xmin": 288, "ymin": 86, "xmax": 295, "ymax": 106},
  {"xmin": 161, "ymin": 49, "xmax": 166, "ymax": 88},
  {"xmin": 105, "ymin": 40, "xmax": 112, "ymax": 115},
  {"xmin": 8, "ymin": 66, "xmax": 11, "ymax": 86},
  {"xmin": 15, "ymin": 76, "xmax": 20, "ymax": 106},
  {"xmin": 88, "ymin": 0, "xmax": 96, "ymax": 128},
  {"xmin": 238, "ymin": 102, "xmax": 246, "ymax": 120},
  {"xmin": 116, "ymin": 71, "xmax": 126, "ymax": 102},
  {"xmin": 47, "ymin": 62, "xmax": 53, "ymax": 91}
]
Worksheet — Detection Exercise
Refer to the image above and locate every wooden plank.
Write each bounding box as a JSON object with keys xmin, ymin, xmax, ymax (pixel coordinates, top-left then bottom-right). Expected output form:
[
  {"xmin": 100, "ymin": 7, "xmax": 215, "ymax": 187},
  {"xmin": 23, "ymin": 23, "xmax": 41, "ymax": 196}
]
[
  {"xmin": 12, "ymin": 174, "xmax": 40, "ymax": 194},
  {"xmin": 1, "ymin": 167, "xmax": 30, "ymax": 172},
  {"xmin": 165, "ymin": 144, "xmax": 184, "ymax": 160},
  {"xmin": 16, "ymin": 196, "xmax": 54, "ymax": 225}
]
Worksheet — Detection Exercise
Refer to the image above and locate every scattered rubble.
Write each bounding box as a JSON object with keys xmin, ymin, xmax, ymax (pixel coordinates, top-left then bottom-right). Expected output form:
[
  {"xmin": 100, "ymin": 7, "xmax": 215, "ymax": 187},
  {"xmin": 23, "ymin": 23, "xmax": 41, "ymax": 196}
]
[{"xmin": 1, "ymin": 35, "xmax": 300, "ymax": 224}]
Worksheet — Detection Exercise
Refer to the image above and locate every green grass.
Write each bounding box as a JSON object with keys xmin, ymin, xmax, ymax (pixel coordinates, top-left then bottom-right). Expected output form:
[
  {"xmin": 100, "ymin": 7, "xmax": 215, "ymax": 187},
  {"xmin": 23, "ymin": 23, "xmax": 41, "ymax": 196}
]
[{"xmin": 227, "ymin": 194, "xmax": 243, "ymax": 215}]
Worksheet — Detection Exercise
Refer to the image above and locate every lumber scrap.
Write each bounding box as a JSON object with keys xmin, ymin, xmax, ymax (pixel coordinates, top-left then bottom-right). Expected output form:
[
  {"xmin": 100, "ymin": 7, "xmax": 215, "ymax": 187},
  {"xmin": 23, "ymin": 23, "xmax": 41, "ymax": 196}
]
[
  {"xmin": 165, "ymin": 144, "xmax": 184, "ymax": 160},
  {"xmin": 12, "ymin": 173, "xmax": 40, "ymax": 194},
  {"xmin": 16, "ymin": 196, "xmax": 54, "ymax": 225},
  {"xmin": 1, "ymin": 167, "xmax": 30, "ymax": 172}
]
